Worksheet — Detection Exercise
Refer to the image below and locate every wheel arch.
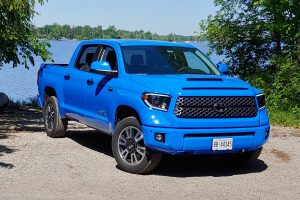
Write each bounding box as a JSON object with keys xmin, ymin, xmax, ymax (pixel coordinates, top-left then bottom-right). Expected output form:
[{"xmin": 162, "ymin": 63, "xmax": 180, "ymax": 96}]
[
  {"xmin": 44, "ymin": 86, "xmax": 57, "ymax": 97},
  {"xmin": 42, "ymin": 85, "xmax": 66, "ymax": 117},
  {"xmin": 42, "ymin": 86, "xmax": 57, "ymax": 106},
  {"xmin": 114, "ymin": 105, "xmax": 141, "ymax": 129}
]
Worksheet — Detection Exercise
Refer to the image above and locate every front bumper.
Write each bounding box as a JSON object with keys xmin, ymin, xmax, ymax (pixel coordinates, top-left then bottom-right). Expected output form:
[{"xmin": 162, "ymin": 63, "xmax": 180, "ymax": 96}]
[{"xmin": 142, "ymin": 124, "xmax": 270, "ymax": 154}]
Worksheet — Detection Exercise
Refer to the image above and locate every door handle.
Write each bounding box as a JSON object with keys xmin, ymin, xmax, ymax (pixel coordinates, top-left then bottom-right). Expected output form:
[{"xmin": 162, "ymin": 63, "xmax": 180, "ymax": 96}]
[
  {"xmin": 64, "ymin": 74, "xmax": 70, "ymax": 80},
  {"xmin": 87, "ymin": 79, "xmax": 94, "ymax": 85}
]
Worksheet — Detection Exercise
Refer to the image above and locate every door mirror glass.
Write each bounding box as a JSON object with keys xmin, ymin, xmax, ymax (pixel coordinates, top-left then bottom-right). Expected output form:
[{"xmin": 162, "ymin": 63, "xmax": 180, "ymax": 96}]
[{"xmin": 217, "ymin": 63, "xmax": 229, "ymax": 75}]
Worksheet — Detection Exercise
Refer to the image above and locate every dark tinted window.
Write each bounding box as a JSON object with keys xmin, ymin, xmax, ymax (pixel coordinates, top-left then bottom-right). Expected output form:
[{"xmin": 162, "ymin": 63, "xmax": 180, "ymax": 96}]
[{"xmin": 101, "ymin": 46, "xmax": 118, "ymax": 70}]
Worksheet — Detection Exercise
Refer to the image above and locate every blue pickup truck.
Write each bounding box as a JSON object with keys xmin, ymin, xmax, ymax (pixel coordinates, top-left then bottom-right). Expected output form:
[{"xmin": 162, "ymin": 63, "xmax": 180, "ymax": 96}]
[{"xmin": 37, "ymin": 39, "xmax": 270, "ymax": 174}]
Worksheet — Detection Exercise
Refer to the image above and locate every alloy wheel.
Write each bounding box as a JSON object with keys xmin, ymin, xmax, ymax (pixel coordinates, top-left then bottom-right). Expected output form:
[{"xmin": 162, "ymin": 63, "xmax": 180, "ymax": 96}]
[
  {"xmin": 117, "ymin": 126, "xmax": 146, "ymax": 165},
  {"xmin": 45, "ymin": 103, "xmax": 55, "ymax": 131}
]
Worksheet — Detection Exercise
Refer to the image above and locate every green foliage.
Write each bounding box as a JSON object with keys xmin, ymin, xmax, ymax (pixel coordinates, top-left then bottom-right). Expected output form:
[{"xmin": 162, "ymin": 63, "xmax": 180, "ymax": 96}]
[
  {"xmin": 200, "ymin": 0, "xmax": 300, "ymax": 77},
  {"xmin": 35, "ymin": 24, "xmax": 197, "ymax": 42},
  {"xmin": 200, "ymin": 0, "xmax": 300, "ymax": 127},
  {"xmin": 271, "ymin": 57, "xmax": 300, "ymax": 109},
  {"xmin": 247, "ymin": 57, "xmax": 300, "ymax": 107},
  {"xmin": 0, "ymin": 0, "xmax": 52, "ymax": 69},
  {"xmin": 10, "ymin": 96, "xmax": 38, "ymax": 108},
  {"xmin": 269, "ymin": 108, "xmax": 300, "ymax": 128}
]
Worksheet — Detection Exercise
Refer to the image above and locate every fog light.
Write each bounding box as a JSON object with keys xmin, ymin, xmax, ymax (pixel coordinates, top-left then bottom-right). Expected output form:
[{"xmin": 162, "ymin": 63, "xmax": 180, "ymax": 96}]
[
  {"xmin": 155, "ymin": 133, "xmax": 165, "ymax": 143},
  {"xmin": 265, "ymin": 130, "xmax": 270, "ymax": 138}
]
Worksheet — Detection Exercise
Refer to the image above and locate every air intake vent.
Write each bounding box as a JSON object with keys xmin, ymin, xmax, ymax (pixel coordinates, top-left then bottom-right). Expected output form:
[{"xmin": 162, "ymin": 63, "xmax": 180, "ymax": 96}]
[{"xmin": 186, "ymin": 78, "xmax": 223, "ymax": 81}]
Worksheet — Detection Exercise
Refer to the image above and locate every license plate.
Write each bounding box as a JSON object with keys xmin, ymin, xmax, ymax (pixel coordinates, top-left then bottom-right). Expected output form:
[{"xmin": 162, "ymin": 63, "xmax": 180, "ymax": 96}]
[{"xmin": 212, "ymin": 138, "xmax": 233, "ymax": 150}]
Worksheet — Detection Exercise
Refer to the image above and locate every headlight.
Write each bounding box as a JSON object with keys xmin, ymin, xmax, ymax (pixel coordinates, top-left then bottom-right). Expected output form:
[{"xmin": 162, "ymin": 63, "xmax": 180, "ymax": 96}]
[
  {"xmin": 142, "ymin": 93, "xmax": 171, "ymax": 111},
  {"xmin": 256, "ymin": 94, "xmax": 266, "ymax": 109}
]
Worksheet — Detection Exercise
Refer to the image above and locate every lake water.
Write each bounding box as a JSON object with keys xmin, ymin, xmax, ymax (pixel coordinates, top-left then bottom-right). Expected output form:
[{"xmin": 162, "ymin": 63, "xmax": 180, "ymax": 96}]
[{"xmin": 0, "ymin": 40, "xmax": 224, "ymax": 101}]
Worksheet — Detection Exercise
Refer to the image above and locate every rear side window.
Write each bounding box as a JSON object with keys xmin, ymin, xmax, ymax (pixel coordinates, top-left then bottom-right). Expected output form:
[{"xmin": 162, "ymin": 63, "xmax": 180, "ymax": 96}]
[{"xmin": 75, "ymin": 45, "xmax": 98, "ymax": 69}]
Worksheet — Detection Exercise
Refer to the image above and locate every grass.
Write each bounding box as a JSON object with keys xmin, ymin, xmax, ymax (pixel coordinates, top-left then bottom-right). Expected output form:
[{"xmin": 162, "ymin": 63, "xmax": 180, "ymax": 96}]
[
  {"xmin": 9, "ymin": 96, "xmax": 39, "ymax": 109},
  {"xmin": 269, "ymin": 108, "xmax": 300, "ymax": 128}
]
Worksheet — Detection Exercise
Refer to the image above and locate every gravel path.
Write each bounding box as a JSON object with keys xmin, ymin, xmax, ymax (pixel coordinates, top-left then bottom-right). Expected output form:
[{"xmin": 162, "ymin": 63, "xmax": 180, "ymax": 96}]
[{"xmin": 1, "ymin": 107, "xmax": 300, "ymax": 200}]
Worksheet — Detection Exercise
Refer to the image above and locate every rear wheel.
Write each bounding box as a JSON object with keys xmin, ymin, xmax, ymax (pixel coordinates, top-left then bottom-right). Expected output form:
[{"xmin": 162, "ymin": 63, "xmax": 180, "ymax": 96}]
[
  {"xmin": 112, "ymin": 117, "xmax": 162, "ymax": 174},
  {"xmin": 43, "ymin": 96, "xmax": 68, "ymax": 138}
]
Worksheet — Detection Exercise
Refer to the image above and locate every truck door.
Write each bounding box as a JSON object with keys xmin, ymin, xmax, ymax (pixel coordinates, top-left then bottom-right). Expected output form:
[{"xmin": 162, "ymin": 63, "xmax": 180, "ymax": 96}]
[
  {"xmin": 63, "ymin": 44, "xmax": 100, "ymax": 122},
  {"xmin": 84, "ymin": 45, "xmax": 119, "ymax": 133}
]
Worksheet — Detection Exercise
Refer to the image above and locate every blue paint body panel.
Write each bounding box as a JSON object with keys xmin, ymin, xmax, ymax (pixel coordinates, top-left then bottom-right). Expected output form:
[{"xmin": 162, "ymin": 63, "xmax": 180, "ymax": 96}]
[
  {"xmin": 142, "ymin": 124, "xmax": 270, "ymax": 154},
  {"xmin": 37, "ymin": 39, "xmax": 270, "ymax": 155}
]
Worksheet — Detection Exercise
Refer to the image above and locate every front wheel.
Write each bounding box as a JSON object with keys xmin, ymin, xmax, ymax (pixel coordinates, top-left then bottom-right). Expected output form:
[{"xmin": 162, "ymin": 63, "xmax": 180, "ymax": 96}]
[
  {"xmin": 237, "ymin": 147, "xmax": 263, "ymax": 164},
  {"xmin": 112, "ymin": 117, "xmax": 162, "ymax": 174}
]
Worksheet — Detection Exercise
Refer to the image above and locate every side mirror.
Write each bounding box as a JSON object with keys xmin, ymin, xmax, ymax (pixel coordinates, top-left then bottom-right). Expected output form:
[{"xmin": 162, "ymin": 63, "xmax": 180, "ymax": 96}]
[
  {"xmin": 90, "ymin": 61, "xmax": 111, "ymax": 71},
  {"xmin": 217, "ymin": 63, "xmax": 229, "ymax": 75},
  {"xmin": 90, "ymin": 61, "xmax": 118, "ymax": 77}
]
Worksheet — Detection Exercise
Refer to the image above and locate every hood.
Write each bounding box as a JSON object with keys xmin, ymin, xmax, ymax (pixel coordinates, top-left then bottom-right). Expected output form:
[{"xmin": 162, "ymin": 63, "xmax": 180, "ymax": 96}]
[{"xmin": 129, "ymin": 74, "xmax": 256, "ymax": 96}]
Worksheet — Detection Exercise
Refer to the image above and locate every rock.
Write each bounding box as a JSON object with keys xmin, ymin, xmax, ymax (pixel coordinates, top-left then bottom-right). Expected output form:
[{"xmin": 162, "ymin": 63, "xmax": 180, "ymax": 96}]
[{"xmin": 0, "ymin": 92, "xmax": 9, "ymax": 110}]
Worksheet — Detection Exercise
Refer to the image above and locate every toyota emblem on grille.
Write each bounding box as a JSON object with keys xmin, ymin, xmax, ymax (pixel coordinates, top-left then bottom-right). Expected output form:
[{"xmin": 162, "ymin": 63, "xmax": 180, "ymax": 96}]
[{"xmin": 213, "ymin": 102, "xmax": 227, "ymax": 113}]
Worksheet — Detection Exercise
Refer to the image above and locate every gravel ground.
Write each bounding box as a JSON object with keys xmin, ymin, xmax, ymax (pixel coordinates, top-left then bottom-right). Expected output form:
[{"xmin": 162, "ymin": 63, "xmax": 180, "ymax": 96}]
[{"xmin": 1, "ymin": 107, "xmax": 300, "ymax": 200}]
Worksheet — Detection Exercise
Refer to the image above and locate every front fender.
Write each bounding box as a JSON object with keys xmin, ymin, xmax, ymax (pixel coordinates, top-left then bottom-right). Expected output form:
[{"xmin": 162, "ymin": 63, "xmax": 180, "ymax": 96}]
[{"xmin": 108, "ymin": 78, "xmax": 172, "ymax": 131}]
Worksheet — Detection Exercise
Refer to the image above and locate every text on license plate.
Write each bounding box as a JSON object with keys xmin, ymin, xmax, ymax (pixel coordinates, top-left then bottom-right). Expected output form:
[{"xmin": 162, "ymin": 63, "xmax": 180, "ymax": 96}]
[{"xmin": 212, "ymin": 138, "xmax": 233, "ymax": 150}]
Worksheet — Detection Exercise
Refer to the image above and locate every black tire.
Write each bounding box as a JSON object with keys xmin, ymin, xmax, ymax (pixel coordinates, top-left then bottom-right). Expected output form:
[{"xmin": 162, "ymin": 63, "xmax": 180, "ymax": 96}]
[
  {"xmin": 237, "ymin": 147, "xmax": 263, "ymax": 164},
  {"xmin": 43, "ymin": 96, "xmax": 68, "ymax": 138},
  {"xmin": 112, "ymin": 117, "xmax": 162, "ymax": 174}
]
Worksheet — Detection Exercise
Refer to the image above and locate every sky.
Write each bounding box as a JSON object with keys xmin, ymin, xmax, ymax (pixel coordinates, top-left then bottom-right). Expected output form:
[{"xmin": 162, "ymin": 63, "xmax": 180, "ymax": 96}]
[{"xmin": 33, "ymin": 0, "xmax": 217, "ymax": 36}]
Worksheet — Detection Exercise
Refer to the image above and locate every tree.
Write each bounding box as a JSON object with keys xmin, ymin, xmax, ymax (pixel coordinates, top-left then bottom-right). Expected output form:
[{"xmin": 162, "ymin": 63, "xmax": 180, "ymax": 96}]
[
  {"xmin": 0, "ymin": 0, "xmax": 51, "ymax": 69},
  {"xmin": 35, "ymin": 24, "xmax": 198, "ymax": 42},
  {"xmin": 200, "ymin": 0, "xmax": 300, "ymax": 109},
  {"xmin": 200, "ymin": 0, "xmax": 299, "ymax": 78},
  {"xmin": 105, "ymin": 25, "xmax": 118, "ymax": 39}
]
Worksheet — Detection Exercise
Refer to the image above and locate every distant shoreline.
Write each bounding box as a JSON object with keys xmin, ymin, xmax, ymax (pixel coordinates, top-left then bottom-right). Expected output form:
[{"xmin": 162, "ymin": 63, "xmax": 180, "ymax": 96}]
[{"xmin": 35, "ymin": 24, "xmax": 198, "ymax": 42}]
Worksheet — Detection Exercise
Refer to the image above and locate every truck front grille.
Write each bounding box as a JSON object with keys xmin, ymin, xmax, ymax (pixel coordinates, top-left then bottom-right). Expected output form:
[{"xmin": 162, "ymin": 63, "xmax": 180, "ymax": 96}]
[{"xmin": 174, "ymin": 96, "xmax": 257, "ymax": 118}]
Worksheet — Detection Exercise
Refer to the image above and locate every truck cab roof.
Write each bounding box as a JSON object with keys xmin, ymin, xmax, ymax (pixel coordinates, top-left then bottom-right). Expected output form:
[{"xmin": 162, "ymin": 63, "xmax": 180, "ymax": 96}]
[{"xmin": 80, "ymin": 39, "xmax": 193, "ymax": 48}]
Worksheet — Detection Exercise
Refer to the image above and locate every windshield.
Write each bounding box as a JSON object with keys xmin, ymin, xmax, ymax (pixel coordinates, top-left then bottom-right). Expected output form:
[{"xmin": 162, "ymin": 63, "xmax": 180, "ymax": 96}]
[{"xmin": 122, "ymin": 46, "xmax": 220, "ymax": 75}]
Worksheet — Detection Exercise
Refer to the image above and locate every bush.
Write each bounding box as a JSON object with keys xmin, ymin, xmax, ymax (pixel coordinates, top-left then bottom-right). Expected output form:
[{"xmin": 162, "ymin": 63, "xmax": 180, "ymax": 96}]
[
  {"xmin": 271, "ymin": 58, "xmax": 300, "ymax": 110},
  {"xmin": 246, "ymin": 57, "xmax": 300, "ymax": 128},
  {"xmin": 9, "ymin": 97, "xmax": 39, "ymax": 109}
]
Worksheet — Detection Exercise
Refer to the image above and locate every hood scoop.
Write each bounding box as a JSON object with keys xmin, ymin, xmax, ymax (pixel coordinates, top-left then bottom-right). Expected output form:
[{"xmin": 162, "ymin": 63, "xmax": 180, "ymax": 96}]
[{"xmin": 186, "ymin": 78, "xmax": 223, "ymax": 81}]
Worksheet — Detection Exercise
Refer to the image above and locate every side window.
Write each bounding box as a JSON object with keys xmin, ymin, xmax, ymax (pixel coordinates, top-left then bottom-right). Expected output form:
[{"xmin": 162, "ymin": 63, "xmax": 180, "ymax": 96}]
[
  {"xmin": 75, "ymin": 45, "xmax": 98, "ymax": 70},
  {"xmin": 101, "ymin": 46, "xmax": 118, "ymax": 70}
]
